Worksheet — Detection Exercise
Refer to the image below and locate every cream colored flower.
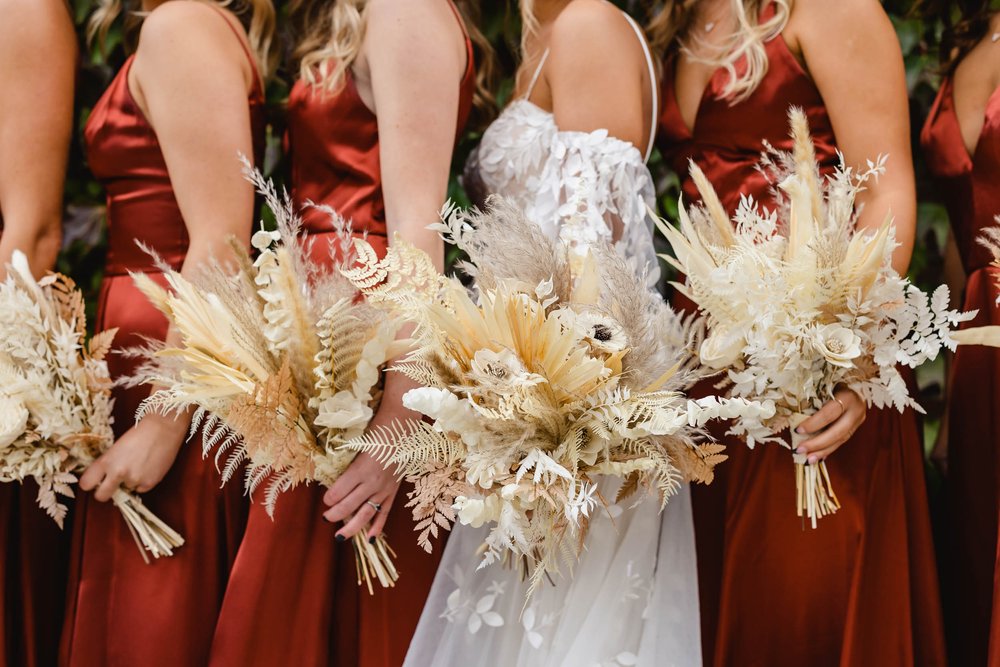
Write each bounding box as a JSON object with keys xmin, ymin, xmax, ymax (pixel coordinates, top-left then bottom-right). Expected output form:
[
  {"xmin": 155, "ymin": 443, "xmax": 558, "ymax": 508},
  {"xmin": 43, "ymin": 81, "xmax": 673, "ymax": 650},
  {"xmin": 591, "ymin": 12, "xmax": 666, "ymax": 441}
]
[
  {"xmin": 0, "ymin": 393, "xmax": 28, "ymax": 449},
  {"xmin": 699, "ymin": 327, "xmax": 745, "ymax": 370},
  {"xmin": 573, "ymin": 312, "xmax": 627, "ymax": 354},
  {"xmin": 468, "ymin": 349, "xmax": 545, "ymax": 390},
  {"xmin": 251, "ymin": 229, "xmax": 281, "ymax": 251},
  {"xmin": 453, "ymin": 494, "xmax": 501, "ymax": 528},
  {"xmin": 814, "ymin": 324, "xmax": 862, "ymax": 368},
  {"xmin": 314, "ymin": 391, "xmax": 373, "ymax": 431}
]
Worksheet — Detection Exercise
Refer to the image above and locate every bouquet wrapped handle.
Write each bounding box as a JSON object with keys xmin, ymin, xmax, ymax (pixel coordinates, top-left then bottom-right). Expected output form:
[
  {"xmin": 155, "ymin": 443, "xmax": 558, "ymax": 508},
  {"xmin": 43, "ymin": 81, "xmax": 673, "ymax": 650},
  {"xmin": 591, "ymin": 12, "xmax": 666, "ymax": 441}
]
[{"xmin": 789, "ymin": 412, "xmax": 840, "ymax": 529}]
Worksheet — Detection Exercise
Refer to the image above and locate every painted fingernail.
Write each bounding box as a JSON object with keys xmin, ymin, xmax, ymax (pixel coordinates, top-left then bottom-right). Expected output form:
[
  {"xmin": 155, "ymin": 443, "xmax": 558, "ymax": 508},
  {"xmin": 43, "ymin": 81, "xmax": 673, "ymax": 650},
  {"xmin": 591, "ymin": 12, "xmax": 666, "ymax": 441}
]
[
  {"xmin": 808, "ymin": 455, "xmax": 818, "ymax": 465},
  {"xmin": 795, "ymin": 446, "xmax": 805, "ymax": 455},
  {"xmin": 368, "ymin": 535, "xmax": 376, "ymax": 545},
  {"xmin": 795, "ymin": 427, "xmax": 805, "ymax": 434},
  {"xmin": 335, "ymin": 533, "xmax": 346, "ymax": 543}
]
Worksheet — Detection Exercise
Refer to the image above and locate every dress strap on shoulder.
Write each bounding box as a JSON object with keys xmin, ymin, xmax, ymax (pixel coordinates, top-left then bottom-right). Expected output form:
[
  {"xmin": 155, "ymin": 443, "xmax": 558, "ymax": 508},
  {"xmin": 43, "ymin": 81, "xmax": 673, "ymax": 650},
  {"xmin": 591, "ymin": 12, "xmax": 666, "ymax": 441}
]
[
  {"xmin": 525, "ymin": 49, "xmax": 551, "ymax": 100},
  {"xmin": 203, "ymin": 3, "xmax": 263, "ymax": 90},
  {"xmin": 621, "ymin": 12, "xmax": 658, "ymax": 163}
]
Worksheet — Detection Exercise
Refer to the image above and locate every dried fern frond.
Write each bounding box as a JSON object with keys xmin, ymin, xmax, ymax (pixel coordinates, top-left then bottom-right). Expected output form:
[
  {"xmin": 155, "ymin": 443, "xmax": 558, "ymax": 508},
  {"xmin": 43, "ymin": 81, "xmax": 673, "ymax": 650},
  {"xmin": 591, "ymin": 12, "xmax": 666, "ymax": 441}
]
[
  {"xmin": 130, "ymin": 165, "xmax": 402, "ymax": 590},
  {"xmin": 340, "ymin": 197, "xmax": 764, "ymax": 599},
  {"xmin": 0, "ymin": 252, "xmax": 182, "ymax": 559}
]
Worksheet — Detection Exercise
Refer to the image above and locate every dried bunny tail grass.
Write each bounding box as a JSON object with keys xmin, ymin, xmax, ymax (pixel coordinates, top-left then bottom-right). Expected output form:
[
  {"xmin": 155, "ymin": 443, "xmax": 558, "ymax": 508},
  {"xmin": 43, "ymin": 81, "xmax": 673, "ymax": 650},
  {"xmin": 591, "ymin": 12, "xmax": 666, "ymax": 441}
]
[{"xmin": 438, "ymin": 197, "xmax": 573, "ymax": 302}]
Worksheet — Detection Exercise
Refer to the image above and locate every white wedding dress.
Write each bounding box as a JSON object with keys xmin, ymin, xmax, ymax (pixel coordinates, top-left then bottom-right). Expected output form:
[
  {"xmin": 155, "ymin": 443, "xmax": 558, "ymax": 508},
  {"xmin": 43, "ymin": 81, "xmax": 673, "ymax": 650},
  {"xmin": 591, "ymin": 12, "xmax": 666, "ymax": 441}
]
[{"xmin": 404, "ymin": 12, "xmax": 702, "ymax": 667}]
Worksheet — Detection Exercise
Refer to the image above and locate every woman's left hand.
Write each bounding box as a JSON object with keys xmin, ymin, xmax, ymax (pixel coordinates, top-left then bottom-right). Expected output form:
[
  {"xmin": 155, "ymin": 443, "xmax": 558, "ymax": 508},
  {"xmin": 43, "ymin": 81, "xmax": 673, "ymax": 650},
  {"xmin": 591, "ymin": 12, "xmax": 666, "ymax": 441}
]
[
  {"xmin": 795, "ymin": 387, "xmax": 867, "ymax": 463},
  {"xmin": 322, "ymin": 402, "xmax": 404, "ymax": 542}
]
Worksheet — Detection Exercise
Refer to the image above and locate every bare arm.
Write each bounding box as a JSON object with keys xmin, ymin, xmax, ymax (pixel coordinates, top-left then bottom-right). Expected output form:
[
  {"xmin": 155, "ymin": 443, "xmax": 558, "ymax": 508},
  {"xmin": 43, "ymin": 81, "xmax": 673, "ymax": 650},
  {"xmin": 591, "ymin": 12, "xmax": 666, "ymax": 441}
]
[
  {"xmin": 322, "ymin": 0, "xmax": 466, "ymax": 539},
  {"xmin": 547, "ymin": 0, "xmax": 648, "ymax": 151},
  {"xmin": 0, "ymin": 0, "xmax": 75, "ymax": 277},
  {"xmin": 81, "ymin": 2, "xmax": 260, "ymax": 500},
  {"xmin": 791, "ymin": 0, "xmax": 915, "ymax": 274}
]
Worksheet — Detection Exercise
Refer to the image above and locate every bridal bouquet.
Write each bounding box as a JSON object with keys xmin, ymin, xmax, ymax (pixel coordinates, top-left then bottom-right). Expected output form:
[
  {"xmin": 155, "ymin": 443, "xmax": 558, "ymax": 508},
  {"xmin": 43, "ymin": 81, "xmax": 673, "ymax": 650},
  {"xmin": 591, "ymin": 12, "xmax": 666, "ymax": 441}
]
[
  {"xmin": 342, "ymin": 198, "xmax": 770, "ymax": 595},
  {"xmin": 131, "ymin": 167, "xmax": 403, "ymax": 591},
  {"xmin": 0, "ymin": 252, "xmax": 183, "ymax": 560},
  {"xmin": 657, "ymin": 107, "xmax": 979, "ymax": 527}
]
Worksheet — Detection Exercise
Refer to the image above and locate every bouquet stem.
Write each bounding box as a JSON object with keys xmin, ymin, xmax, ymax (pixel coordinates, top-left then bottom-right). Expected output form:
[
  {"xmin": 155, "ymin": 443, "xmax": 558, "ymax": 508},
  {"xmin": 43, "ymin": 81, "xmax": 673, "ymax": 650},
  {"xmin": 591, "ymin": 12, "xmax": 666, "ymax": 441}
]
[
  {"xmin": 352, "ymin": 531, "xmax": 398, "ymax": 594},
  {"xmin": 789, "ymin": 413, "xmax": 840, "ymax": 529},
  {"xmin": 111, "ymin": 489, "xmax": 185, "ymax": 563}
]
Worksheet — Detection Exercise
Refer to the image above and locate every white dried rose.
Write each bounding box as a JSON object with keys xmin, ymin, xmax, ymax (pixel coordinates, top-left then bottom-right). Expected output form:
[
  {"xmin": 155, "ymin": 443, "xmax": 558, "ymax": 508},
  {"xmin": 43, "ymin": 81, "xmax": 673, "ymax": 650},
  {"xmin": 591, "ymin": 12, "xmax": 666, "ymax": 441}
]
[
  {"xmin": 814, "ymin": 324, "xmax": 862, "ymax": 368},
  {"xmin": 699, "ymin": 327, "xmax": 745, "ymax": 370},
  {"xmin": 314, "ymin": 391, "xmax": 372, "ymax": 431},
  {"xmin": 452, "ymin": 494, "xmax": 501, "ymax": 528},
  {"xmin": 0, "ymin": 393, "xmax": 29, "ymax": 449}
]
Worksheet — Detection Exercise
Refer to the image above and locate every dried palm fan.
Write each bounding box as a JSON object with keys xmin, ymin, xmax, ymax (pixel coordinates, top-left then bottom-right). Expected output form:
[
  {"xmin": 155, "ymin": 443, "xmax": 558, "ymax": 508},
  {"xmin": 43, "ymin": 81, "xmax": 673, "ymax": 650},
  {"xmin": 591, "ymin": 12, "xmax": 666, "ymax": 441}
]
[{"xmin": 130, "ymin": 164, "xmax": 405, "ymax": 592}]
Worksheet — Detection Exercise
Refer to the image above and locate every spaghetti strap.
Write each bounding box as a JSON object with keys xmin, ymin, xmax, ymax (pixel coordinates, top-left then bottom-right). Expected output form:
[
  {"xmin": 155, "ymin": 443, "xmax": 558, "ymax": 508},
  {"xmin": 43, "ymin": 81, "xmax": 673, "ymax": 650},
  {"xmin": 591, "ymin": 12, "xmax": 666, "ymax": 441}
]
[
  {"xmin": 446, "ymin": 0, "xmax": 475, "ymax": 78},
  {"xmin": 524, "ymin": 49, "xmax": 550, "ymax": 100},
  {"xmin": 204, "ymin": 3, "xmax": 263, "ymax": 90},
  {"xmin": 622, "ymin": 13, "xmax": 658, "ymax": 163}
]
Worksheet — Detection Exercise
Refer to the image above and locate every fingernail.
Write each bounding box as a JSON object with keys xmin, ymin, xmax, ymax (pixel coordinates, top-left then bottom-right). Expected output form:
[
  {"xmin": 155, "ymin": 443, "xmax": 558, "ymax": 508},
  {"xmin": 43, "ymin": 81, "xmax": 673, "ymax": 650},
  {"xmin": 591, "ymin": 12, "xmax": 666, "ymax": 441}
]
[
  {"xmin": 335, "ymin": 533, "xmax": 346, "ymax": 543},
  {"xmin": 795, "ymin": 446, "xmax": 805, "ymax": 455},
  {"xmin": 368, "ymin": 535, "xmax": 376, "ymax": 545},
  {"xmin": 795, "ymin": 427, "xmax": 805, "ymax": 434},
  {"xmin": 808, "ymin": 455, "xmax": 818, "ymax": 465}
]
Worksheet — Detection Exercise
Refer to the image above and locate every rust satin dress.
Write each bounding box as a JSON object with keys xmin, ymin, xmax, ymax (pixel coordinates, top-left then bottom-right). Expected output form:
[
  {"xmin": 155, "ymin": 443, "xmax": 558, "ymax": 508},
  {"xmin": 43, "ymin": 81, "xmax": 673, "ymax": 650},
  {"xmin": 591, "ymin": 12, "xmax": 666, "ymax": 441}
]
[
  {"xmin": 658, "ymin": 13, "xmax": 947, "ymax": 667},
  {"xmin": 59, "ymin": 31, "xmax": 265, "ymax": 667},
  {"xmin": 207, "ymin": 18, "xmax": 475, "ymax": 667},
  {"xmin": 922, "ymin": 75, "xmax": 1000, "ymax": 667}
]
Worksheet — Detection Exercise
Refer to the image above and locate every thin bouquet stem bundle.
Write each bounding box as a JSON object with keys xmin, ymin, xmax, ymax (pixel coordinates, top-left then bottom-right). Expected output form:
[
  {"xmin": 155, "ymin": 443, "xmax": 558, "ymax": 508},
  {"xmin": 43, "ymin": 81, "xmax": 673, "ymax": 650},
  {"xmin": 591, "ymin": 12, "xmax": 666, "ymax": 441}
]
[
  {"xmin": 657, "ymin": 107, "xmax": 996, "ymax": 527},
  {"xmin": 341, "ymin": 197, "xmax": 771, "ymax": 597},
  {"xmin": 130, "ymin": 166, "xmax": 404, "ymax": 592},
  {"xmin": 0, "ymin": 252, "xmax": 183, "ymax": 560}
]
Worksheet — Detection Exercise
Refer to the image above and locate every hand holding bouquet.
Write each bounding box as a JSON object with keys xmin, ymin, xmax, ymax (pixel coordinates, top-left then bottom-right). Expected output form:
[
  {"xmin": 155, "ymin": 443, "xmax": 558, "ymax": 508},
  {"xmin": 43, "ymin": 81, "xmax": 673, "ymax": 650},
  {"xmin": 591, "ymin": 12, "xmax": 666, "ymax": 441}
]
[
  {"xmin": 0, "ymin": 252, "xmax": 183, "ymax": 559},
  {"xmin": 658, "ymin": 107, "xmax": 997, "ymax": 527},
  {"xmin": 342, "ymin": 198, "xmax": 770, "ymax": 596},
  {"xmin": 131, "ymin": 166, "xmax": 404, "ymax": 591}
]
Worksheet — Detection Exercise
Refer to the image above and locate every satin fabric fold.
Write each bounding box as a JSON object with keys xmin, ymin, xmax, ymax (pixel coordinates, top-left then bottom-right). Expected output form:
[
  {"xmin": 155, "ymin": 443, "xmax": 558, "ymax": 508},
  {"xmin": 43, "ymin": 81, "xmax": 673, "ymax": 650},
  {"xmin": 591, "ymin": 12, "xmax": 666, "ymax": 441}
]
[
  {"xmin": 61, "ymin": 24, "xmax": 266, "ymax": 663},
  {"xmin": 922, "ymin": 73, "xmax": 1000, "ymax": 666},
  {"xmin": 208, "ymin": 6, "xmax": 476, "ymax": 664},
  {"xmin": 658, "ymin": 4, "xmax": 947, "ymax": 664}
]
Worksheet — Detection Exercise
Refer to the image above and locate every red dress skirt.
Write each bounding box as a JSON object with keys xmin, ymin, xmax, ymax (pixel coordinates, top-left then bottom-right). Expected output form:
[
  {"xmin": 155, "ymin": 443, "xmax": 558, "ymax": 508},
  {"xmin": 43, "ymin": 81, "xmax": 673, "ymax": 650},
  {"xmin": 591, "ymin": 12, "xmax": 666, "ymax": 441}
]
[
  {"xmin": 657, "ymin": 6, "xmax": 946, "ymax": 664},
  {"xmin": 60, "ymin": 22, "xmax": 265, "ymax": 665}
]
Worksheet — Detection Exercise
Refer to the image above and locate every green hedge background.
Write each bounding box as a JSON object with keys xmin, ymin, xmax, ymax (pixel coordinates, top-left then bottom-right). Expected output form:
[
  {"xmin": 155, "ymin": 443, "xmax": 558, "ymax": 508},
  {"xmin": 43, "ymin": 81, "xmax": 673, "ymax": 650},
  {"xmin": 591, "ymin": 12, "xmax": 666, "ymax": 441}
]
[{"xmin": 61, "ymin": 0, "xmax": 950, "ymax": 443}]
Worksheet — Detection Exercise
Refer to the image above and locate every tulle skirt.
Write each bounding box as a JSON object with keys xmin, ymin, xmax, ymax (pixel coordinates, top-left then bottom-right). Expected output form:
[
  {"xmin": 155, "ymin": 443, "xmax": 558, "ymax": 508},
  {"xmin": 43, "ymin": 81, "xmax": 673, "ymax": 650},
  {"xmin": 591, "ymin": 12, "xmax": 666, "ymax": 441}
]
[{"xmin": 404, "ymin": 479, "xmax": 702, "ymax": 667}]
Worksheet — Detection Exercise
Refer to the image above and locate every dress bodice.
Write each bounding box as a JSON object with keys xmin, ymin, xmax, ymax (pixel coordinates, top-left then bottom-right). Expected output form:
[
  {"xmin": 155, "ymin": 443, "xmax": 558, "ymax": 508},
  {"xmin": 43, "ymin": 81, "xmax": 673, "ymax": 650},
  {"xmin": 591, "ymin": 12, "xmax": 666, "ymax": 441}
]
[
  {"xmin": 286, "ymin": 3, "xmax": 475, "ymax": 243},
  {"xmin": 465, "ymin": 11, "xmax": 660, "ymax": 283},
  {"xmin": 85, "ymin": 54, "xmax": 264, "ymax": 276},
  {"xmin": 921, "ymin": 76, "xmax": 1000, "ymax": 273},
  {"xmin": 658, "ymin": 3, "xmax": 839, "ymax": 215}
]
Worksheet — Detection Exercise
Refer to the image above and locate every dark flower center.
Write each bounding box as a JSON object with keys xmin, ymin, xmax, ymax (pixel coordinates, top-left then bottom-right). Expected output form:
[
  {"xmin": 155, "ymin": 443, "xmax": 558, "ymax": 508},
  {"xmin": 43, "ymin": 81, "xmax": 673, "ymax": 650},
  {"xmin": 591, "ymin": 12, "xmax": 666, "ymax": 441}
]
[{"xmin": 592, "ymin": 324, "xmax": 614, "ymax": 342}]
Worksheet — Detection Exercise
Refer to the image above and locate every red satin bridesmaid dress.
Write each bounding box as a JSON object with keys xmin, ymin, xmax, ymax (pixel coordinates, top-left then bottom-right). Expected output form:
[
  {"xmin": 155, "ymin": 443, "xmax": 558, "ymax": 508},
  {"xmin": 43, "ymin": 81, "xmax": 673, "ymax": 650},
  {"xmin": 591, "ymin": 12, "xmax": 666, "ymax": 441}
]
[
  {"xmin": 922, "ymin": 74, "xmax": 1000, "ymax": 667},
  {"xmin": 0, "ymin": 476, "xmax": 67, "ymax": 667},
  {"xmin": 59, "ymin": 15, "xmax": 265, "ymax": 667},
  {"xmin": 657, "ymin": 5, "xmax": 947, "ymax": 666},
  {"xmin": 206, "ymin": 7, "xmax": 474, "ymax": 667}
]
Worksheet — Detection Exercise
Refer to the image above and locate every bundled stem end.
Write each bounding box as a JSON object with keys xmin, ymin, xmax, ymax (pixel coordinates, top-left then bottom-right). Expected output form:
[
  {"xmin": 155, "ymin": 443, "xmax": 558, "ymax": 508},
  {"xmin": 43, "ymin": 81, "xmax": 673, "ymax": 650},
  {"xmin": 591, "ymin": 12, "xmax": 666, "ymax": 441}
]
[
  {"xmin": 789, "ymin": 412, "xmax": 840, "ymax": 529},
  {"xmin": 352, "ymin": 532, "xmax": 398, "ymax": 595},
  {"xmin": 111, "ymin": 489, "xmax": 185, "ymax": 562}
]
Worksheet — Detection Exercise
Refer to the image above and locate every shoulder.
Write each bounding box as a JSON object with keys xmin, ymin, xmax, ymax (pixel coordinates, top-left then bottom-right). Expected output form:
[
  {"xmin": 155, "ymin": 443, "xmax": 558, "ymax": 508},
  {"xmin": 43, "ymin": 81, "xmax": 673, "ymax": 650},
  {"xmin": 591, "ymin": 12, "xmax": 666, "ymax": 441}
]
[
  {"xmin": 0, "ymin": 0, "xmax": 73, "ymax": 42},
  {"xmin": 366, "ymin": 0, "xmax": 461, "ymax": 34},
  {"xmin": 138, "ymin": 1, "xmax": 243, "ymax": 61},
  {"xmin": 549, "ymin": 1, "xmax": 645, "ymax": 65},
  {"xmin": 790, "ymin": 0, "xmax": 891, "ymax": 35},
  {"xmin": 134, "ymin": 1, "xmax": 250, "ymax": 81}
]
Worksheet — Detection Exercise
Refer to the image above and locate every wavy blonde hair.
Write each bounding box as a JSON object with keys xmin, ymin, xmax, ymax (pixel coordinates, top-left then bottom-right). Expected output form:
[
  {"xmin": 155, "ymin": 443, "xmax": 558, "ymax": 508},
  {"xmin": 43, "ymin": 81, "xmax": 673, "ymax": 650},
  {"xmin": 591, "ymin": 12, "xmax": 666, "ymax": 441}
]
[
  {"xmin": 289, "ymin": 0, "xmax": 496, "ymax": 122},
  {"xmin": 647, "ymin": 0, "xmax": 791, "ymax": 103},
  {"xmin": 88, "ymin": 0, "xmax": 276, "ymax": 79}
]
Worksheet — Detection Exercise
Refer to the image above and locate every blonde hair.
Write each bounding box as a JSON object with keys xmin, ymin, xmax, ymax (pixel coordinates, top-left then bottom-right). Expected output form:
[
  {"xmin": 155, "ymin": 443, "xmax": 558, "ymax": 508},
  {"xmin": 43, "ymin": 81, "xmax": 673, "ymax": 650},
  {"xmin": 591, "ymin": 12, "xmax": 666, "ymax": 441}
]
[
  {"xmin": 289, "ymin": 0, "xmax": 497, "ymax": 124},
  {"xmin": 647, "ymin": 0, "xmax": 791, "ymax": 103},
  {"xmin": 88, "ymin": 0, "xmax": 276, "ymax": 79}
]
